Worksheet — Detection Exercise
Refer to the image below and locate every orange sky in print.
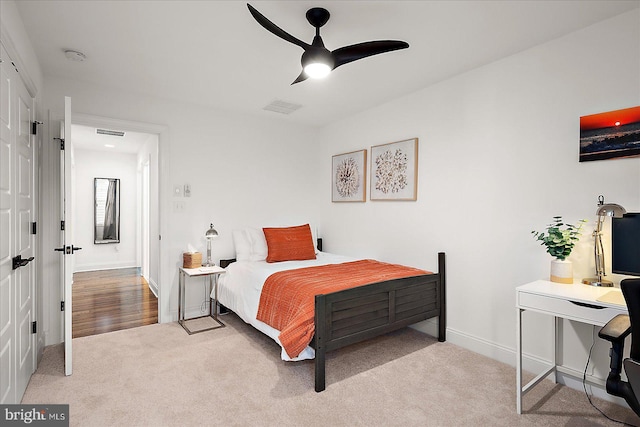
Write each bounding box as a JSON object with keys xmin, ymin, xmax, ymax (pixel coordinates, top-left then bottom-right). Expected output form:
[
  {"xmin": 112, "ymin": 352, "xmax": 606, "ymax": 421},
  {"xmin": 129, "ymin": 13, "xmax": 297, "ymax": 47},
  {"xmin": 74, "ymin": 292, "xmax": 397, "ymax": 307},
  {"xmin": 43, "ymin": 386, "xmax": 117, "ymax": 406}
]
[{"xmin": 580, "ymin": 106, "xmax": 640, "ymax": 131}]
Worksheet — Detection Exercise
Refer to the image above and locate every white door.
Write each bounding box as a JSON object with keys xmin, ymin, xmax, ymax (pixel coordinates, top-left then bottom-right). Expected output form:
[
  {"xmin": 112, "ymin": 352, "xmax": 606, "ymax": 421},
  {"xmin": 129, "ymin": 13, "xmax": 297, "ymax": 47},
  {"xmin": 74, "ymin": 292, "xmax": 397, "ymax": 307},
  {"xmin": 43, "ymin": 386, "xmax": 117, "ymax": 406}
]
[
  {"xmin": 0, "ymin": 43, "xmax": 36, "ymax": 404},
  {"xmin": 58, "ymin": 96, "xmax": 74, "ymax": 376}
]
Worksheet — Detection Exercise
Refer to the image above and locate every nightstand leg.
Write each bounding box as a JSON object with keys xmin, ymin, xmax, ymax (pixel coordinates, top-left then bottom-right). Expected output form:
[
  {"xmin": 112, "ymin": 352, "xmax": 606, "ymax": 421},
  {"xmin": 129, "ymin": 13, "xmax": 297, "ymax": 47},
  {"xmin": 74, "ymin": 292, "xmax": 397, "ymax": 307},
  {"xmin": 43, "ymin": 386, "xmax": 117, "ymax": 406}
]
[
  {"xmin": 178, "ymin": 271, "xmax": 184, "ymax": 323},
  {"xmin": 209, "ymin": 275, "xmax": 214, "ymax": 318},
  {"xmin": 213, "ymin": 273, "xmax": 219, "ymax": 320}
]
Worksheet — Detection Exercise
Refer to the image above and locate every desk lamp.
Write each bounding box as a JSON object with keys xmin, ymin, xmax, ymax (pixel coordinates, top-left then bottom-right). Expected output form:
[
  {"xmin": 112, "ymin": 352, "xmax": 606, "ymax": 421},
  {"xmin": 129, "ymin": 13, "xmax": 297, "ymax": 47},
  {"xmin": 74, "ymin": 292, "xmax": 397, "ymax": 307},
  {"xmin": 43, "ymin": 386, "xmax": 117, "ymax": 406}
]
[
  {"xmin": 204, "ymin": 223, "xmax": 219, "ymax": 267},
  {"xmin": 582, "ymin": 195, "xmax": 626, "ymax": 287}
]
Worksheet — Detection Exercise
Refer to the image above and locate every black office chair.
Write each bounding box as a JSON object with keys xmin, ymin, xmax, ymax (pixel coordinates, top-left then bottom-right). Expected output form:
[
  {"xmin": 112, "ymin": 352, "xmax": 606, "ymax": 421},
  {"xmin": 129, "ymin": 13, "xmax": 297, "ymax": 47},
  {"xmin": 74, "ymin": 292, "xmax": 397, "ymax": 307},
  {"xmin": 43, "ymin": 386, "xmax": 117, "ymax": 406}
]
[{"xmin": 599, "ymin": 278, "xmax": 640, "ymax": 416}]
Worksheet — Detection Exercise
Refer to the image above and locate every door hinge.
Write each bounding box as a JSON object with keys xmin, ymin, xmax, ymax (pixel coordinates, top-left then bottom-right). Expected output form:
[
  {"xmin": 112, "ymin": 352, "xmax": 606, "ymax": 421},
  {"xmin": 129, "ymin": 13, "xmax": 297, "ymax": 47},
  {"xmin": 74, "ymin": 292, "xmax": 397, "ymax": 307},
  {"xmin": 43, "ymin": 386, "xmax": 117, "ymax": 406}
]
[
  {"xmin": 31, "ymin": 121, "xmax": 42, "ymax": 135},
  {"xmin": 61, "ymin": 220, "xmax": 65, "ymax": 231},
  {"xmin": 31, "ymin": 321, "xmax": 37, "ymax": 334},
  {"xmin": 31, "ymin": 222, "xmax": 36, "ymax": 235},
  {"xmin": 61, "ymin": 301, "xmax": 65, "ymax": 311},
  {"xmin": 54, "ymin": 137, "xmax": 65, "ymax": 150}
]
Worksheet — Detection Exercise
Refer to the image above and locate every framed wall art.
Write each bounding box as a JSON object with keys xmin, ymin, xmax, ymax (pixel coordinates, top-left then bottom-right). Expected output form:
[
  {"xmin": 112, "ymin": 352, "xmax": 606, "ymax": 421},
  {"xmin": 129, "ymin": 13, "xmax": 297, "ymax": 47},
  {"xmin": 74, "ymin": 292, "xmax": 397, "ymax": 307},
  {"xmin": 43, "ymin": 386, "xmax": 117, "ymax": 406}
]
[
  {"xmin": 332, "ymin": 149, "xmax": 367, "ymax": 202},
  {"xmin": 579, "ymin": 105, "xmax": 640, "ymax": 162},
  {"xmin": 370, "ymin": 138, "xmax": 418, "ymax": 201}
]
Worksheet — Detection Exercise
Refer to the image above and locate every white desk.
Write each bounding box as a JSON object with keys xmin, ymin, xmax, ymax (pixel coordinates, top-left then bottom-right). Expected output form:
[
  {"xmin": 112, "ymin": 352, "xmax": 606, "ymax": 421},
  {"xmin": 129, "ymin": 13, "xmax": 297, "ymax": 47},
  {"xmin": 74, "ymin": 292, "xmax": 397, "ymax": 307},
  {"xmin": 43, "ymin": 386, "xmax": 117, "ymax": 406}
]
[
  {"xmin": 178, "ymin": 266, "xmax": 226, "ymax": 334},
  {"xmin": 516, "ymin": 280, "xmax": 628, "ymax": 414}
]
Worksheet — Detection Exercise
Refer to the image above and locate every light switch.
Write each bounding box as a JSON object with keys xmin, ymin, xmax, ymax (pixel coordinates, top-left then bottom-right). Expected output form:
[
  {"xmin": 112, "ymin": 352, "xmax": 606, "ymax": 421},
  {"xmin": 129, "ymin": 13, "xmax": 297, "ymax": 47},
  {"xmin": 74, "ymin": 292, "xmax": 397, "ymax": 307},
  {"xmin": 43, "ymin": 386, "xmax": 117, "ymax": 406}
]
[
  {"xmin": 173, "ymin": 185, "xmax": 182, "ymax": 197},
  {"xmin": 173, "ymin": 201, "xmax": 185, "ymax": 212},
  {"xmin": 184, "ymin": 184, "xmax": 191, "ymax": 197}
]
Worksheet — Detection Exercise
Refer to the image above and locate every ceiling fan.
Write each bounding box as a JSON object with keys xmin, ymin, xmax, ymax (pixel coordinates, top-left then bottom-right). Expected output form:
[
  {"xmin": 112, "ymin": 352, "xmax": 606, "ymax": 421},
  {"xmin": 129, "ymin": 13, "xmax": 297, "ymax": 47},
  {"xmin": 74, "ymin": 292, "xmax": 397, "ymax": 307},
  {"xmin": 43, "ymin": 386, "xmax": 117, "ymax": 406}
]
[{"xmin": 247, "ymin": 3, "xmax": 409, "ymax": 84}]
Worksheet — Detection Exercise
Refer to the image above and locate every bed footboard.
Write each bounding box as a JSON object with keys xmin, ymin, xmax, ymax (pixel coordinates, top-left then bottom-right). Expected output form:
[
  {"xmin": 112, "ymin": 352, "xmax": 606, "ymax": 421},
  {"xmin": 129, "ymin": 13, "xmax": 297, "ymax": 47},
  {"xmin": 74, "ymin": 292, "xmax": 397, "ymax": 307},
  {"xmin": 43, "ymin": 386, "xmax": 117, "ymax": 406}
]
[{"xmin": 313, "ymin": 252, "xmax": 446, "ymax": 392}]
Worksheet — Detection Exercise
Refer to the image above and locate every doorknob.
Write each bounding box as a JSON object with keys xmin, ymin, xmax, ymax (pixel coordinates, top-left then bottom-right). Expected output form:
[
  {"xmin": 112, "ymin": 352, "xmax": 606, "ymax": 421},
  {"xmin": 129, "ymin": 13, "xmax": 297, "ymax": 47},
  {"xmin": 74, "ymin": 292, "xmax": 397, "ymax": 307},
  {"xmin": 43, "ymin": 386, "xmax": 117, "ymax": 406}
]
[
  {"xmin": 53, "ymin": 246, "xmax": 82, "ymax": 254},
  {"xmin": 12, "ymin": 255, "xmax": 34, "ymax": 270}
]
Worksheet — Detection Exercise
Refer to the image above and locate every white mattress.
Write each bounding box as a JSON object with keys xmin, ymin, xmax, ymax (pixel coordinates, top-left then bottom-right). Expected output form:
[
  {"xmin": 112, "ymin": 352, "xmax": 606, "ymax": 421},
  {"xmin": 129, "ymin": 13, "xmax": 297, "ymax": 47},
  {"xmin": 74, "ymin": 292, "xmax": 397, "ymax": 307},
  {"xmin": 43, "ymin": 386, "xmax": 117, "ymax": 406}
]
[{"xmin": 214, "ymin": 252, "xmax": 357, "ymax": 361}]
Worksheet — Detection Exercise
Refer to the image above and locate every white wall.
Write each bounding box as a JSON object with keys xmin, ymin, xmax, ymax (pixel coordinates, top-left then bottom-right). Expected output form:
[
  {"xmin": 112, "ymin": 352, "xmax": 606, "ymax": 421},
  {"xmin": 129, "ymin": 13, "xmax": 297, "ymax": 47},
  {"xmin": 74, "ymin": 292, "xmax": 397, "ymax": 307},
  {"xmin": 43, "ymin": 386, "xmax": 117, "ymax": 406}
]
[
  {"xmin": 318, "ymin": 9, "xmax": 640, "ymax": 395},
  {"xmin": 73, "ymin": 149, "xmax": 138, "ymax": 271}
]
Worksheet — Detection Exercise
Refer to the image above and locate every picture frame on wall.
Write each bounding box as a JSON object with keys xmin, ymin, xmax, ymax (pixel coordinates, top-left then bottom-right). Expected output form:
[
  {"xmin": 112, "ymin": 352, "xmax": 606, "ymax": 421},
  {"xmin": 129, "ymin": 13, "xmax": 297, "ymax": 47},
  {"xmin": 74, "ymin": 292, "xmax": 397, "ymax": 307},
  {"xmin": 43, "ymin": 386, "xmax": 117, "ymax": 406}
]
[
  {"xmin": 370, "ymin": 138, "xmax": 418, "ymax": 201},
  {"xmin": 579, "ymin": 105, "xmax": 640, "ymax": 162},
  {"xmin": 332, "ymin": 149, "xmax": 367, "ymax": 202}
]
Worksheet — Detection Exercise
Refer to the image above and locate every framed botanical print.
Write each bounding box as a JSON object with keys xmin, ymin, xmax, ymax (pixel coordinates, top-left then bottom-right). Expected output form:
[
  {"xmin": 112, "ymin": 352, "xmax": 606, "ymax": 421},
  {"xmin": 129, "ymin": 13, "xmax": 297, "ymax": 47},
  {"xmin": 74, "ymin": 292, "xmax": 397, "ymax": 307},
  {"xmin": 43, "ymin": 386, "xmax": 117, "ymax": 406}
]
[
  {"xmin": 332, "ymin": 149, "xmax": 367, "ymax": 202},
  {"xmin": 370, "ymin": 138, "xmax": 418, "ymax": 201}
]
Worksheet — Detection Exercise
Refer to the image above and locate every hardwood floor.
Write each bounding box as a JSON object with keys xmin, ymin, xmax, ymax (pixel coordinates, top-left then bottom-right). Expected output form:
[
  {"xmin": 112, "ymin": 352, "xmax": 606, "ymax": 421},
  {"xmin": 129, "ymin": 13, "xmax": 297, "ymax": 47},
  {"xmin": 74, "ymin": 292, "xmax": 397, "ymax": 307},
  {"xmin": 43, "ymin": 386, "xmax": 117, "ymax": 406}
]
[{"xmin": 72, "ymin": 268, "xmax": 158, "ymax": 338}]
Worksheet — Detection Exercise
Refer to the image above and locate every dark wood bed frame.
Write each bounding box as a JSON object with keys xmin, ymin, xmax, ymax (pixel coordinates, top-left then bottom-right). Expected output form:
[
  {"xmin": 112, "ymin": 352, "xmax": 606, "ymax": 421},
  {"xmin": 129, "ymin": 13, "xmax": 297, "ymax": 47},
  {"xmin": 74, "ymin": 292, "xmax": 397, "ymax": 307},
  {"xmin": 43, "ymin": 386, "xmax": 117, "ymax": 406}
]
[{"xmin": 220, "ymin": 239, "xmax": 446, "ymax": 392}]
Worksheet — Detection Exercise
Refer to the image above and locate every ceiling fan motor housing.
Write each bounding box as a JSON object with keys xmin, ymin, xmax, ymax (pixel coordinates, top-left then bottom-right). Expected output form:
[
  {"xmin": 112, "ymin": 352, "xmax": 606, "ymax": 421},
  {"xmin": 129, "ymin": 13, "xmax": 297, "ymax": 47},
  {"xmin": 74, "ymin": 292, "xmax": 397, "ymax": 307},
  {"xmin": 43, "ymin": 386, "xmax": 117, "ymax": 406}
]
[{"xmin": 301, "ymin": 47, "xmax": 335, "ymax": 70}]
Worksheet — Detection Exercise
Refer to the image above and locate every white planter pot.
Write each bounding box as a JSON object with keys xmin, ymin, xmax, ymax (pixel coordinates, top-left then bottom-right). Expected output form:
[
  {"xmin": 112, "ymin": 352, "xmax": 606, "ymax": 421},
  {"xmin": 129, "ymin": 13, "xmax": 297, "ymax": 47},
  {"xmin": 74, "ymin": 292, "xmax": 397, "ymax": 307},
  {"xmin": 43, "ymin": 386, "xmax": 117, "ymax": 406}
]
[{"xmin": 550, "ymin": 259, "xmax": 573, "ymax": 284}]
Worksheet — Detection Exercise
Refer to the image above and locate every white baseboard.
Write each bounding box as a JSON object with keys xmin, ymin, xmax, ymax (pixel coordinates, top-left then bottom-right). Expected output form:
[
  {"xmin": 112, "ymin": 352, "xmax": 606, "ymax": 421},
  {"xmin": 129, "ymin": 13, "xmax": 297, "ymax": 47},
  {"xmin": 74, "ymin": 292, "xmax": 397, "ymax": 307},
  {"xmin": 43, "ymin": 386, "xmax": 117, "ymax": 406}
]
[
  {"xmin": 148, "ymin": 278, "xmax": 158, "ymax": 297},
  {"xmin": 74, "ymin": 262, "xmax": 138, "ymax": 273}
]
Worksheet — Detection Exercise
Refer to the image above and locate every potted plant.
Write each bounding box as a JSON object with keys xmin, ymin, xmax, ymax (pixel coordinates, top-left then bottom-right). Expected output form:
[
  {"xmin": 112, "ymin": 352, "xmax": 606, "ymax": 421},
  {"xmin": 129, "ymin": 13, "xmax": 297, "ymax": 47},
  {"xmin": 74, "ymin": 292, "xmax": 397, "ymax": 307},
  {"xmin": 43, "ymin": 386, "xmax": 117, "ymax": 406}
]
[{"xmin": 532, "ymin": 216, "xmax": 586, "ymax": 283}]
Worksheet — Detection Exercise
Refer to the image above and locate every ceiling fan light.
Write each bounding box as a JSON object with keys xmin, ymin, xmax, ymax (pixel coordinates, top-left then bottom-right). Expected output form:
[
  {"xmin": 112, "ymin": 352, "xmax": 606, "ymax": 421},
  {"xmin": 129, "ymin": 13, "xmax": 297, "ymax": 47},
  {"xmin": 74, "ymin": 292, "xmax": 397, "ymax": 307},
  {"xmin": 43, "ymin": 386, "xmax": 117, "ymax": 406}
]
[{"xmin": 304, "ymin": 62, "xmax": 332, "ymax": 79}]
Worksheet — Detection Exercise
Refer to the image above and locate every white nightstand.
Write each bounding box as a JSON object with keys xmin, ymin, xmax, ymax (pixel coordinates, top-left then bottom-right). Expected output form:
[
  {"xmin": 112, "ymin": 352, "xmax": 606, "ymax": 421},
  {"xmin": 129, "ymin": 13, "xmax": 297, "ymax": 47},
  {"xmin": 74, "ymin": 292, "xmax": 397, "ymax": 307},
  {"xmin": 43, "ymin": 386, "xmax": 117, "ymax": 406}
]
[{"xmin": 178, "ymin": 265, "xmax": 226, "ymax": 334}]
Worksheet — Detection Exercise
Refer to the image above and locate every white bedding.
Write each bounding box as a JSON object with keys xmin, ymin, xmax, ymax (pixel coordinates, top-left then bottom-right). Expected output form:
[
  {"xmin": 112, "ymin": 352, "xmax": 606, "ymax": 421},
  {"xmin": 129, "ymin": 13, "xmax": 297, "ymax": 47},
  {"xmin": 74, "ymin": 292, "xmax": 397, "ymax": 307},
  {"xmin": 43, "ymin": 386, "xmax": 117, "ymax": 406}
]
[{"xmin": 214, "ymin": 252, "xmax": 357, "ymax": 361}]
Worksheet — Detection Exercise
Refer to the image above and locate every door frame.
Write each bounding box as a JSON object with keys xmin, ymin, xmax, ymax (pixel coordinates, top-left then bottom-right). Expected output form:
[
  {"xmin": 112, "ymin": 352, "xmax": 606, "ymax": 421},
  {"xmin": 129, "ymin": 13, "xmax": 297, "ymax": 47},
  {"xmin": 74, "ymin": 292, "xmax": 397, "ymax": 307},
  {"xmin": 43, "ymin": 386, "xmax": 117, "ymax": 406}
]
[
  {"xmin": 72, "ymin": 113, "xmax": 167, "ymax": 316},
  {"xmin": 141, "ymin": 159, "xmax": 150, "ymax": 284}
]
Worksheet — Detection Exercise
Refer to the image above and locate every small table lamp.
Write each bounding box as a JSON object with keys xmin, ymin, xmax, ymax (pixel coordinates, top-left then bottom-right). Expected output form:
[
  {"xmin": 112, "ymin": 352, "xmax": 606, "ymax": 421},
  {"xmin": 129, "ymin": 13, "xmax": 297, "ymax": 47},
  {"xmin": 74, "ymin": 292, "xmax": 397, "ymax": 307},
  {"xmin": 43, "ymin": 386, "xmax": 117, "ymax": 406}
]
[
  {"xmin": 582, "ymin": 195, "xmax": 626, "ymax": 287},
  {"xmin": 204, "ymin": 223, "xmax": 219, "ymax": 267}
]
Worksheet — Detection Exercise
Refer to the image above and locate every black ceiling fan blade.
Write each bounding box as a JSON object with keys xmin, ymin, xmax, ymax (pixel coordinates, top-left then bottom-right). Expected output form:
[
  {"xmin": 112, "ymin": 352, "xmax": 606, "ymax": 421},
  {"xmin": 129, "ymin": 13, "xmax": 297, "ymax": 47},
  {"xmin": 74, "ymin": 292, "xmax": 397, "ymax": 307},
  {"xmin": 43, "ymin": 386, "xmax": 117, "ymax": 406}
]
[
  {"xmin": 291, "ymin": 70, "xmax": 309, "ymax": 85},
  {"xmin": 247, "ymin": 4, "xmax": 310, "ymax": 50},
  {"xmin": 332, "ymin": 40, "xmax": 409, "ymax": 69}
]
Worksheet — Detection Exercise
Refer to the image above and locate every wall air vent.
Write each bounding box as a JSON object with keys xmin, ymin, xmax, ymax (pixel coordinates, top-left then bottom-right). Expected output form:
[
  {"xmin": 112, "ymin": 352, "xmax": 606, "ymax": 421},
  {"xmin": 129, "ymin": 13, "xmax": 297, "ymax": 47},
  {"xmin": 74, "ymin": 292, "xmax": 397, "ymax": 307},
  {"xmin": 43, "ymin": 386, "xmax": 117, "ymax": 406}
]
[
  {"xmin": 96, "ymin": 128, "xmax": 125, "ymax": 137},
  {"xmin": 263, "ymin": 100, "xmax": 303, "ymax": 115}
]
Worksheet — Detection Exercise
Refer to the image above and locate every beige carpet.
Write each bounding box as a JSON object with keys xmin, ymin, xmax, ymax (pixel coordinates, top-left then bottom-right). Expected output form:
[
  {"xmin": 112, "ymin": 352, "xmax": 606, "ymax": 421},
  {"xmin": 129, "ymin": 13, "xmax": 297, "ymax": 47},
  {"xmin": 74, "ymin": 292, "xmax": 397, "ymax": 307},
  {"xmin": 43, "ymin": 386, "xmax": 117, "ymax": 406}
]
[{"xmin": 22, "ymin": 313, "xmax": 638, "ymax": 426}]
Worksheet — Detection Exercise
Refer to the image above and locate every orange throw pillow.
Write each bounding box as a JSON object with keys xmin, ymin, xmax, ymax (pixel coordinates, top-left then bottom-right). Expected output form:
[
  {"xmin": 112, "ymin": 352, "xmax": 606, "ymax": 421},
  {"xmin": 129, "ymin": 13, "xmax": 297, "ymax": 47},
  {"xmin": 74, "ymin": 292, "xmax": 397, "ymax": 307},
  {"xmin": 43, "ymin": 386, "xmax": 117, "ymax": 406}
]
[{"xmin": 263, "ymin": 224, "xmax": 317, "ymax": 263}]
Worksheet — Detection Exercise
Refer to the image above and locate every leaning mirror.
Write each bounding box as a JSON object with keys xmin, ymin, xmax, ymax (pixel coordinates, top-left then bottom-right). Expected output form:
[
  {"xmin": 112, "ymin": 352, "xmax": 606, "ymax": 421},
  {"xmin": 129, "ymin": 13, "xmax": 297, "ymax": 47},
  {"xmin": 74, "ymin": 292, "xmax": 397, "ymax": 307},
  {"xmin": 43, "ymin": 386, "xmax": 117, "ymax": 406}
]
[{"xmin": 94, "ymin": 177, "xmax": 120, "ymax": 244}]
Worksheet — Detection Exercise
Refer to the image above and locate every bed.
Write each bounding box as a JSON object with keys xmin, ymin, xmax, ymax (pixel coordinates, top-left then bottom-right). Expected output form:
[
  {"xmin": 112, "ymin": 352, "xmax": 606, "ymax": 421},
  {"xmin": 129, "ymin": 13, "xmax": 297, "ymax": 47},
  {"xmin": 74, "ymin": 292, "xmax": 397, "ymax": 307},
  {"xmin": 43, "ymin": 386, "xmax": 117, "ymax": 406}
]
[{"xmin": 216, "ymin": 224, "xmax": 446, "ymax": 392}]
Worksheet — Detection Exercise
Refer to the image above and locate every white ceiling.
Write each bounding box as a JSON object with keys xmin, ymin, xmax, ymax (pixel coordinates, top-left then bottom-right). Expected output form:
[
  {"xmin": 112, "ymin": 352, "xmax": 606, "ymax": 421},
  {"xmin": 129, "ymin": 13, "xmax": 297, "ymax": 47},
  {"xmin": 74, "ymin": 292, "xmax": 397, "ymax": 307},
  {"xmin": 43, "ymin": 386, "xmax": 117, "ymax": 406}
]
[
  {"xmin": 15, "ymin": 0, "xmax": 640, "ymax": 127},
  {"xmin": 71, "ymin": 124, "xmax": 151, "ymax": 154}
]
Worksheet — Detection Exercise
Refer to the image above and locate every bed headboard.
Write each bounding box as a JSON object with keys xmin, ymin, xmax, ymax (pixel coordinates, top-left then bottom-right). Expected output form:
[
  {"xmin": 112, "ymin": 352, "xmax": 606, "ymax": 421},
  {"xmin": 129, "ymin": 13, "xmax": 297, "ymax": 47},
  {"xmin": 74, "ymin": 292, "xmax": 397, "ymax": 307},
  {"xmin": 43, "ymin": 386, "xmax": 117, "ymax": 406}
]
[{"xmin": 219, "ymin": 238, "xmax": 323, "ymax": 269}]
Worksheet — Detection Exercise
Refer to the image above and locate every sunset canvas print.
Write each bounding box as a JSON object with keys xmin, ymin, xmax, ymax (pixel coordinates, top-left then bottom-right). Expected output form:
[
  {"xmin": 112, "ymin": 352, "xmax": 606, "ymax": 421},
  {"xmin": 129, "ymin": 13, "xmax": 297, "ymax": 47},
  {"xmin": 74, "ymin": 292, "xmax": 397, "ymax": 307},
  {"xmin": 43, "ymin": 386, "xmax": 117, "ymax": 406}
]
[{"xmin": 579, "ymin": 106, "xmax": 640, "ymax": 162}]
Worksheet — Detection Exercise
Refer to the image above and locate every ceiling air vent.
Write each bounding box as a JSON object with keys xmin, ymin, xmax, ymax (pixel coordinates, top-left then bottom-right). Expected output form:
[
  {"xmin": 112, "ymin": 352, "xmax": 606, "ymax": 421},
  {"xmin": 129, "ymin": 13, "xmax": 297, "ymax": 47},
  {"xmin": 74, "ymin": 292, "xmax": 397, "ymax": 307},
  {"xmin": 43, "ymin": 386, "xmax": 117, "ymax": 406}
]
[
  {"xmin": 96, "ymin": 128, "xmax": 125, "ymax": 137},
  {"xmin": 263, "ymin": 100, "xmax": 303, "ymax": 115}
]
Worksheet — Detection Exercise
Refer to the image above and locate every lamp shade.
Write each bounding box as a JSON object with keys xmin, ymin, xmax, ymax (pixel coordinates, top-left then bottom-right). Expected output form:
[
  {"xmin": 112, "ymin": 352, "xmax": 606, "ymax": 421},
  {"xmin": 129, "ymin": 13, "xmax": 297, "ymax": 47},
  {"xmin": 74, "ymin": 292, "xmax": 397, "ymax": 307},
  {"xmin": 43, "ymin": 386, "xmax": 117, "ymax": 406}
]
[
  {"xmin": 596, "ymin": 203, "xmax": 626, "ymax": 218},
  {"xmin": 205, "ymin": 223, "xmax": 219, "ymax": 240}
]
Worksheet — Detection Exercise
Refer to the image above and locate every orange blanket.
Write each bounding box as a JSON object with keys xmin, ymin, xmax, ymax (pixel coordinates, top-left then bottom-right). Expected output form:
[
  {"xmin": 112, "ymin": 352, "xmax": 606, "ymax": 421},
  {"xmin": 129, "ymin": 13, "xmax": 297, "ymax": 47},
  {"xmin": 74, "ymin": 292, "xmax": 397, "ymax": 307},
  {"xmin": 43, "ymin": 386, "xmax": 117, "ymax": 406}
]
[{"xmin": 256, "ymin": 260, "xmax": 429, "ymax": 358}]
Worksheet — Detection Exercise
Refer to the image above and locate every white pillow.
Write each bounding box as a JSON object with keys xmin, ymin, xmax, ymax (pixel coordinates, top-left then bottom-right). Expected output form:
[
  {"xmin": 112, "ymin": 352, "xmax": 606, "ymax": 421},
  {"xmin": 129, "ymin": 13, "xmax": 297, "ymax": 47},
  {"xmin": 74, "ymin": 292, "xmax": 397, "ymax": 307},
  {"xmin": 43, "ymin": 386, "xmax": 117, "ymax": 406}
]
[
  {"xmin": 246, "ymin": 227, "xmax": 268, "ymax": 261},
  {"xmin": 232, "ymin": 229, "xmax": 252, "ymax": 262}
]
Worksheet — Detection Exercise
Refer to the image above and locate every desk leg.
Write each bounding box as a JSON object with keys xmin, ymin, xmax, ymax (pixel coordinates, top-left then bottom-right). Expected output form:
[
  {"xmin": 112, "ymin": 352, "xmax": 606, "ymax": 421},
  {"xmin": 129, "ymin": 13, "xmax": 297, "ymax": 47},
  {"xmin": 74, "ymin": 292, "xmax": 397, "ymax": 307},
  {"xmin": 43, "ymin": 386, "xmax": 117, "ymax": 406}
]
[
  {"xmin": 516, "ymin": 307, "xmax": 523, "ymax": 414},
  {"xmin": 553, "ymin": 316, "xmax": 559, "ymax": 384}
]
